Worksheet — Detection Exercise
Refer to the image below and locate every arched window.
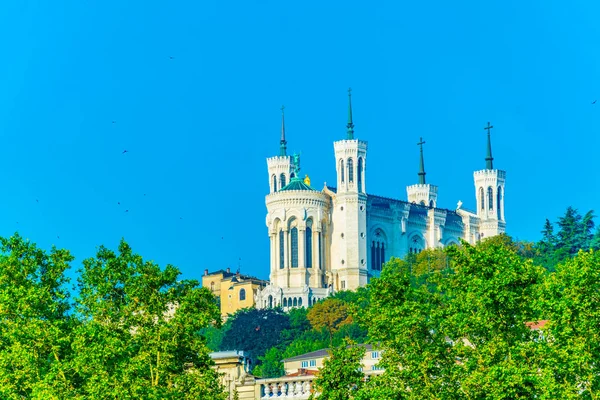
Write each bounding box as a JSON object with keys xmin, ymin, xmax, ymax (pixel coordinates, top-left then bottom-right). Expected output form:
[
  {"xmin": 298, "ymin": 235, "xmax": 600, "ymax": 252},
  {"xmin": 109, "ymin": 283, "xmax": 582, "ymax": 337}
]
[
  {"xmin": 210, "ymin": 282, "xmax": 215, "ymax": 292},
  {"xmin": 479, "ymin": 187, "xmax": 484, "ymax": 210},
  {"xmin": 272, "ymin": 175, "xmax": 277, "ymax": 192},
  {"xmin": 283, "ymin": 298, "xmax": 288, "ymax": 307},
  {"xmin": 497, "ymin": 186, "xmax": 502, "ymax": 219},
  {"xmin": 239, "ymin": 288, "xmax": 246, "ymax": 301},
  {"xmin": 298, "ymin": 298, "xmax": 303, "ymax": 306},
  {"xmin": 279, "ymin": 230, "xmax": 284, "ymax": 269},
  {"xmin": 280, "ymin": 173, "xmax": 286, "ymax": 188},
  {"xmin": 291, "ymin": 227, "xmax": 299, "ymax": 268},
  {"xmin": 339, "ymin": 159, "xmax": 345, "ymax": 183},
  {"xmin": 293, "ymin": 298, "xmax": 298, "ymax": 307},
  {"xmin": 420, "ymin": 200, "xmax": 426, "ymax": 206},
  {"xmin": 410, "ymin": 235, "xmax": 424, "ymax": 254},
  {"xmin": 357, "ymin": 157, "xmax": 363, "ymax": 192},
  {"xmin": 348, "ymin": 158, "xmax": 354, "ymax": 183},
  {"xmin": 429, "ymin": 200, "xmax": 434, "ymax": 208},
  {"xmin": 306, "ymin": 227, "xmax": 312, "ymax": 268},
  {"xmin": 268, "ymin": 295, "xmax": 273, "ymax": 308},
  {"xmin": 488, "ymin": 187, "xmax": 494, "ymax": 210},
  {"xmin": 371, "ymin": 229, "xmax": 387, "ymax": 271}
]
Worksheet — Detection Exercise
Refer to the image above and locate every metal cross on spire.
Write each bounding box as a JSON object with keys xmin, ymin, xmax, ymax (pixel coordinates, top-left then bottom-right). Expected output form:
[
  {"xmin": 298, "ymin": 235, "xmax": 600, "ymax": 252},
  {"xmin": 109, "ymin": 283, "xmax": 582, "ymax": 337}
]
[
  {"xmin": 346, "ymin": 87, "xmax": 354, "ymax": 139},
  {"xmin": 280, "ymin": 105, "xmax": 287, "ymax": 156},
  {"xmin": 484, "ymin": 121, "xmax": 494, "ymax": 169},
  {"xmin": 417, "ymin": 137, "xmax": 426, "ymax": 184}
]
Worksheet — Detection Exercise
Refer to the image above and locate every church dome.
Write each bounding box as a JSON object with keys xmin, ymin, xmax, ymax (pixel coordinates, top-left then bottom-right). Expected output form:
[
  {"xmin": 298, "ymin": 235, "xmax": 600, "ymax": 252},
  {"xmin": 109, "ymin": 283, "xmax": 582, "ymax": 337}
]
[{"xmin": 279, "ymin": 176, "xmax": 314, "ymax": 192}]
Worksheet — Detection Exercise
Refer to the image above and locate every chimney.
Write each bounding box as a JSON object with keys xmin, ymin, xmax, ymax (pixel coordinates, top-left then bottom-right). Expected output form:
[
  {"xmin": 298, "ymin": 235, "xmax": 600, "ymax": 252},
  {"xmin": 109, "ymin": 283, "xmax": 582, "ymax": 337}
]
[
  {"xmin": 204, "ymin": 269, "xmax": 208, "ymax": 276},
  {"xmin": 226, "ymin": 267, "xmax": 230, "ymax": 274}
]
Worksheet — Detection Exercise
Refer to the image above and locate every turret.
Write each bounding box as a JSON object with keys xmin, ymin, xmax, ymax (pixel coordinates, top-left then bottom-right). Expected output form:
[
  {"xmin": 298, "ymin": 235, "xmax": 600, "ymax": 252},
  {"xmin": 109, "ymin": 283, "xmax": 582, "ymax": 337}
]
[
  {"xmin": 267, "ymin": 106, "xmax": 293, "ymax": 193},
  {"xmin": 406, "ymin": 137, "xmax": 438, "ymax": 207},
  {"xmin": 474, "ymin": 122, "xmax": 506, "ymax": 239}
]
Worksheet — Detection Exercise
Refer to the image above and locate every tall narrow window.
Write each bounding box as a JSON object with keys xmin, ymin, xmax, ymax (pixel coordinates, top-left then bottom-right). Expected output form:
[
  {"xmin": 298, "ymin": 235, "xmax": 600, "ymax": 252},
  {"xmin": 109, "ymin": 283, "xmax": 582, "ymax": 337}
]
[
  {"xmin": 488, "ymin": 187, "xmax": 494, "ymax": 210},
  {"xmin": 497, "ymin": 186, "xmax": 502, "ymax": 219},
  {"xmin": 293, "ymin": 298, "xmax": 297, "ymax": 307},
  {"xmin": 211, "ymin": 282, "xmax": 215, "ymax": 292},
  {"xmin": 280, "ymin": 173, "xmax": 286, "ymax": 188},
  {"xmin": 318, "ymin": 233, "xmax": 322, "ymax": 269},
  {"xmin": 279, "ymin": 230, "xmax": 284, "ymax": 269},
  {"xmin": 291, "ymin": 227, "xmax": 299, "ymax": 268},
  {"xmin": 348, "ymin": 158, "xmax": 354, "ymax": 183},
  {"xmin": 380, "ymin": 243, "xmax": 385, "ymax": 270},
  {"xmin": 239, "ymin": 288, "xmax": 246, "ymax": 301},
  {"xmin": 305, "ymin": 227, "xmax": 312, "ymax": 268},
  {"xmin": 358, "ymin": 157, "xmax": 363, "ymax": 192},
  {"xmin": 479, "ymin": 187, "xmax": 484, "ymax": 210},
  {"xmin": 283, "ymin": 298, "xmax": 288, "ymax": 307},
  {"xmin": 371, "ymin": 241, "xmax": 376, "ymax": 270},
  {"xmin": 269, "ymin": 295, "xmax": 273, "ymax": 308},
  {"xmin": 340, "ymin": 159, "xmax": 345, "ymax": 183},
  {"xmin": 272, "ymin": 175, "xmax": 277, "ymax": 192}
]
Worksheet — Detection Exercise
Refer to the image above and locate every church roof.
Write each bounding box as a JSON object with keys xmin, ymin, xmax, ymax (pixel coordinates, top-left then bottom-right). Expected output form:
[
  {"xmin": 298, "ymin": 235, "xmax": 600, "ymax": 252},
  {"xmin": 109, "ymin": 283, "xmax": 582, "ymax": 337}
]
[{"xmin": 280, "ymin": 177, "xmax": 315, "ymax": 192}]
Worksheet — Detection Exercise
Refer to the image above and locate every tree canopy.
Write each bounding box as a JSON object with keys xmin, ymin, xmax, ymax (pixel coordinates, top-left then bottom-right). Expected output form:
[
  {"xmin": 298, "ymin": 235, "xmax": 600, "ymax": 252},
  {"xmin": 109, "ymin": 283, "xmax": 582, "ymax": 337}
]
[{"xmin": 0, "ymin": 234, "xmax": 226, "ymax": 399}]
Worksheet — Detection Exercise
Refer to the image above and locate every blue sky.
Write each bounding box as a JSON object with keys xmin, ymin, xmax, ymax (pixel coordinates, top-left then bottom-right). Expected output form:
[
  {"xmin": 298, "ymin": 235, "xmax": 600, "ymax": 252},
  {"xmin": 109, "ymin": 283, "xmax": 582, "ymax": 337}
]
[{"xmin": 0, "ymin": 0, "xmax": 598, "ymax": 281}]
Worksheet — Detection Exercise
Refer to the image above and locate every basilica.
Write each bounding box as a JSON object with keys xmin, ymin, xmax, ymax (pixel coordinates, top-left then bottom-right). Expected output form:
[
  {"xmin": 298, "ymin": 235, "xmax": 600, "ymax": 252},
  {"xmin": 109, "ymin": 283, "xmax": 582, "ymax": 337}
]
[{"xmin": 256, "ymin": 91, "xmax": 506, "ymax": 310}]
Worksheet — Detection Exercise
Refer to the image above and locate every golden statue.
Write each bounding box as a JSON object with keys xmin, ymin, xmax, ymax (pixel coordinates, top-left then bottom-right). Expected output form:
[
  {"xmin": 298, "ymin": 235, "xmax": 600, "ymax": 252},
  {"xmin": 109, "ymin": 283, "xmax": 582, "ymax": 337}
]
[{"xmin": 304, "ymin": 174, "xmax": 311, "ymax": 186}]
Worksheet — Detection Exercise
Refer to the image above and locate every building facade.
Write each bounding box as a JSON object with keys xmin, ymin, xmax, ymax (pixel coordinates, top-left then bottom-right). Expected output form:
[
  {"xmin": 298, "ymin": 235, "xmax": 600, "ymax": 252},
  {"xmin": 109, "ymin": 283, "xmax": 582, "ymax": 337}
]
[
  {"xmin": 202, "ymin": 269, "xmax": 269, "ymax": 318},
  {"xmin": 256, "ymin": 92, "xmax": 506, "ymax": 310}
]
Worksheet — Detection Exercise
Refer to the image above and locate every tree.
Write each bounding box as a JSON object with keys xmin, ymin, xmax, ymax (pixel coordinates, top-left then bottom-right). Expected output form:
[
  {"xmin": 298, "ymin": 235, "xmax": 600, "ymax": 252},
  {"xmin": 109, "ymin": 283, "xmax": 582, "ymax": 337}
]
[
  {"xmin": 0, "ymin": 234, "xmax": 76, "ymax": 399},
  {"xmin": 220, "ymin": 308, "xmax": 290, "ymax": 368},
  {"xmin": 252, "ymin": 347, "xmax": 285, "ymax": 378},
  {"xmin": 539, "ymin": 250, "xmax": 600, "ymax": 398},
  {"xmin": 360, "ymin": 239, "xmax": 548, "ymax": 399},
  {"xmin": 309, "ymin": 338, "xmax": 365, "ymax": 400},
  {"xmin": 307, "ymin": 298, "xmax": 353, "ymax": 344},
  {"xmin": 406, "ymin": 247, "xmax": 449, "ymax": 276},
  {"xmin": 71, "ymin": 239, "xmax": 226, "ymax": 399},
  {"xmin": 556, "ymin": 206, "xmax": 583, "ymax": 259},
  {"xmin": 359, "ymin": 257, "xmax": 456, "ymax": 399}
]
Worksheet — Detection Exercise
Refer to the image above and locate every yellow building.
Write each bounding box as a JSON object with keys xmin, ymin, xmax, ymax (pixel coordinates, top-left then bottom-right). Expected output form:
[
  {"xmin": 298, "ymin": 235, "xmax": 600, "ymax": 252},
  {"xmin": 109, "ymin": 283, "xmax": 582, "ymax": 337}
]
[{"xmin": 202, "ymin": 268, "xmax": 269, "ymax": 318}]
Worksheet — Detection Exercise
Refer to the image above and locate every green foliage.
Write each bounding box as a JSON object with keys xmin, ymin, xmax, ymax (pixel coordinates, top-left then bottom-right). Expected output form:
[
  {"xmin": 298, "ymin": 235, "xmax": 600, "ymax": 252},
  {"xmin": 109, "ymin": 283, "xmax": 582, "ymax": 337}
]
[
  {"xmin": 71, "ymin": 239, "xmax": 226, "ymax": 399},
  {"xmin": 220, "ymin": 307, "xmax": 290, "ymax": 367},
  {"xmin": 309, "ymin": 338, "xmax": 365, "ymax": 400},
  {"xmin": 0, "ymin": 234, "xmax": 76, "ymax": 399},
  {"xmin": 307, "ymin": 298, "xmax": 353, "ymax": 344},
  {"xmin": 360, "ymin": 239, "xmax": 548, "ymax": 399},
  {"xmin": 251, "ymin": 347, "xmax": 285, "ymax": 378},
  {"xmin": 538, "ymin": 250, "xmax": 600, "ymax": 398},
  {"xmin": 0, "ymin": 234, "xmax": 226, "ymax": 399},
  {"xmin": 536, "ymin": 207, "xmax": 598, "ymax": 270}
]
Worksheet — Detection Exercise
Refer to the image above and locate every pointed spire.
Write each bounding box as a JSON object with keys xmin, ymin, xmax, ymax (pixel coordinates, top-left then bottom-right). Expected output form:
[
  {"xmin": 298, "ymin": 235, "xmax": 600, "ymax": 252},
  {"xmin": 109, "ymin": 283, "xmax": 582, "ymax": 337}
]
[
  {"xmin": 417, "ymin": 137, "xmax": 426, "ymax": 184},
  {"xmin": 346, "ymin": 88, "xmax": 354, "ymax": 139},
  {"xmin": 280, "ymin": 105, "xmax": 287, "ymax": 156},
  {"xmin": 484, "ymin": 122, "xmax": 494, "ymax": 169}
]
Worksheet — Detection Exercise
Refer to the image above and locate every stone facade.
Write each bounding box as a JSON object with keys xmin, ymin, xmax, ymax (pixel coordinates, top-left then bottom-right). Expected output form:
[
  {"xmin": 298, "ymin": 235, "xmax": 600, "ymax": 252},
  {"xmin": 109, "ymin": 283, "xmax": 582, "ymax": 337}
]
[
  {"xmin": 202, "ymin": 269, "xmax": 269, "ymax": 319},
  {"xmin": 257, "ymin": 97, "xmax": 506, "ymax": 308}
]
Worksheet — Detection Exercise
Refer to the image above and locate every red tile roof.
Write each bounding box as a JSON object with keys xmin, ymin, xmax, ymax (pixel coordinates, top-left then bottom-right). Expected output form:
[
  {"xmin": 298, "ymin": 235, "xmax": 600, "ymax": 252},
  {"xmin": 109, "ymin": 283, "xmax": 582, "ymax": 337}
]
[{"xmin": 526, "ymin": 320, "xmax": 548, "ymax": 330}]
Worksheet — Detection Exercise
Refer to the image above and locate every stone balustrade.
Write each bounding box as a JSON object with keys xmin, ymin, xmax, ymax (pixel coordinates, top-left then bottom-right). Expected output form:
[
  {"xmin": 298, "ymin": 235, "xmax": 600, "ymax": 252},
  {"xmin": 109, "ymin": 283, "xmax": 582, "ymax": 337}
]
[{"xmin": 257, "ymin": 375, "xmax": 315, "ymax": 399}]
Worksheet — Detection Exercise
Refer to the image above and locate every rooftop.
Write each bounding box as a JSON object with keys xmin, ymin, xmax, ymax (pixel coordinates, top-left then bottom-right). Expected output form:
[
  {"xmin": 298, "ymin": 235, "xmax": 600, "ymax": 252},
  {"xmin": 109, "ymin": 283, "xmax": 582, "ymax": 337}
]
[
  {"xmin": 282, "ymin": 344, "xmax": 373, "ymax": 363},
  {"xmin": 280, "ymin": 177, "xmax": 315, "ymax": 192}
]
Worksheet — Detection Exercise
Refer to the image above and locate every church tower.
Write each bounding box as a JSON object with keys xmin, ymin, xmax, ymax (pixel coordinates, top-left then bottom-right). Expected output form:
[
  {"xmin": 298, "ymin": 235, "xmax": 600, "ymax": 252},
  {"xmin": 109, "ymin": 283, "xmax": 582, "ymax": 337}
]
[
  {"xmin": 474, "ymin": 122, "xmax": 506, "ymax": 239},
  {"xmin": 330, "ymin": 89, "xmax": 368, "ymax": 290},
  {"xmin": 267, "ymin": 106, "xmax": 294, "ymax": 193},
  {"xmin": 406, "ymin": 137, "xmax": 438, "ymax": 207}
]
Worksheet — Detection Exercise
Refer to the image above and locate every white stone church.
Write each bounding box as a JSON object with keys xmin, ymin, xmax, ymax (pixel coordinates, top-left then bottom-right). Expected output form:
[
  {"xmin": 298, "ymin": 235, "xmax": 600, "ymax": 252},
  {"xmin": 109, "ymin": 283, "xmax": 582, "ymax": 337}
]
[{"xmin": 256, "ymin": 91, "xmax": 505, "ymax": 310}]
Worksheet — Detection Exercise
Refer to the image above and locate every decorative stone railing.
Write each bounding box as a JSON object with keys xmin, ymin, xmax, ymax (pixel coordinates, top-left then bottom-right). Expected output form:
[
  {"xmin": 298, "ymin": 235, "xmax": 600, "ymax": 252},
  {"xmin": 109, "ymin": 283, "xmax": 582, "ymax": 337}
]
[{"xmin": 257, "ymin": 375, "xmax": 315, "ymax": 399}]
